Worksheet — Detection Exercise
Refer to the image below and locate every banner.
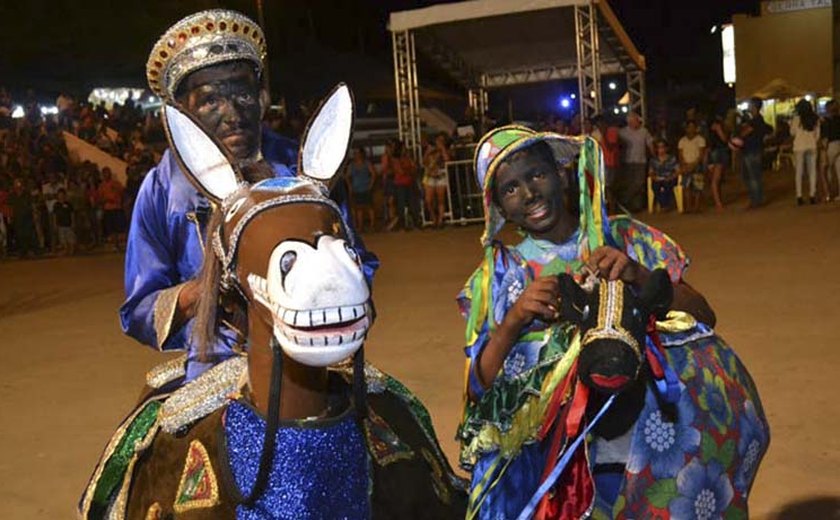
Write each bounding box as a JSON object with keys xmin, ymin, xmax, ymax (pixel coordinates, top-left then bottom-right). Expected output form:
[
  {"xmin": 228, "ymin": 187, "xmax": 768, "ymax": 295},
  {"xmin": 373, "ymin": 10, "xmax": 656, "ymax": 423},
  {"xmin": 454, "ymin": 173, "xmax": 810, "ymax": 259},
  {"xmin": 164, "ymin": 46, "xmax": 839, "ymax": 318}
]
[{"xmin": 63, "ymin": 131, "xmax": 128, "ymax": 184}]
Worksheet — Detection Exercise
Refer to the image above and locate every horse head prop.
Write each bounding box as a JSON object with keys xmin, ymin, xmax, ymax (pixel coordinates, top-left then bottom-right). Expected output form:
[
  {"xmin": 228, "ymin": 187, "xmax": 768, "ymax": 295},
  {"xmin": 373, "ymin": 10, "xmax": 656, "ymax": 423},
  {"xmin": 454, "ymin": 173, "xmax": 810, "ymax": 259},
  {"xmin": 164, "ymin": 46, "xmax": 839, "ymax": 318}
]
[
  {"xmin": 164, "ymin": 83, "xmax": 371, "ymax": 503},
  {"xmin": 558, "ymin": 269, "xmax": 673, "ymax": 394},
  {"xmin": 165, "ymin": 83, "xmax": 371, "ymax": 368}
]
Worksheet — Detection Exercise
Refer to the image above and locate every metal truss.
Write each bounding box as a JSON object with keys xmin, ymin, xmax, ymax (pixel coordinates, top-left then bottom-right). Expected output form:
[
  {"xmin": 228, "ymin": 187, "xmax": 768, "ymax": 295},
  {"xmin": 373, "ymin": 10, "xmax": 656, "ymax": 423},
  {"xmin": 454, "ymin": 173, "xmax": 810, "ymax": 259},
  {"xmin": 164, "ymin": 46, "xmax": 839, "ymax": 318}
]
[
  {"xmin": 481, "ymin": 60, "xmax": 624, "ymax": 88},
  {"xmin": 626, "ymin": 68, "xmax": 647, "ymax": 123},
  {"xmin": 392, "ymin": 30, "xmax": 422, "ymax": 164},
  {"xmin": 574, "ymin": 2, "xmax": 602, "ymax": 120}
]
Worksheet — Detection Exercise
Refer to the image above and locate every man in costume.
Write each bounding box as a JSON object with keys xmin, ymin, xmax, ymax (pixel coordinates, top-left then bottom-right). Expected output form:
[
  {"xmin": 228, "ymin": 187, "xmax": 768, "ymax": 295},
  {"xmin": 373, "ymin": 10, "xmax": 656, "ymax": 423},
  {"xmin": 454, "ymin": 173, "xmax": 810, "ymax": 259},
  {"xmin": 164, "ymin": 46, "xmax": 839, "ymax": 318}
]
[
  {"xmin": 120, "ymin": 10, "xmax": 377, "ymax": 381},
  {"xmin": 457, "ymin": 127, "xmax": 767, "ymax": 518}
]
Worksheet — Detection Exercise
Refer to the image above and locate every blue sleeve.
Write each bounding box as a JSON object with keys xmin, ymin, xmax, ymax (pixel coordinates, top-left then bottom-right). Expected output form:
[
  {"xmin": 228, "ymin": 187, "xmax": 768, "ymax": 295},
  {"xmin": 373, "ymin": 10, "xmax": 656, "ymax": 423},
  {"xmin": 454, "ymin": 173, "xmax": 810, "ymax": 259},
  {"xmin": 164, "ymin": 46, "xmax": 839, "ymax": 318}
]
[{"xmin": 118, "ymin": 168, "xmax": 184, "ymax": 350}]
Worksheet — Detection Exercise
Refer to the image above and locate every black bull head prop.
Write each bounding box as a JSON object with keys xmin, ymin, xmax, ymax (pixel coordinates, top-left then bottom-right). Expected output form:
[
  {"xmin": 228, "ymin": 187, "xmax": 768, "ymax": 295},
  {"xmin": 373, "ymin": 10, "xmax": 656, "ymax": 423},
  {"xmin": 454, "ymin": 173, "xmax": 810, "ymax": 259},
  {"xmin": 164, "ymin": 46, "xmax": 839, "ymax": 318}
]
[{"xmin": 558, "ymin": 269, "xmax": 673, "ymax": 394}]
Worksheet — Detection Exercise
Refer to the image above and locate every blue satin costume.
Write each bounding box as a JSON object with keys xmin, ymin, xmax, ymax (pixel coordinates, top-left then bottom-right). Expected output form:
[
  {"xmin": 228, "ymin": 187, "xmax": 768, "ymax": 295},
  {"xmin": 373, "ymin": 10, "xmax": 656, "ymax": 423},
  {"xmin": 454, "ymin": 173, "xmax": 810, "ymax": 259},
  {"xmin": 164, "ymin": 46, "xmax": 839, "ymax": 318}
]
[{"xmin": 120, "ymin": 128, "xmax": 379, "ymax": 381}]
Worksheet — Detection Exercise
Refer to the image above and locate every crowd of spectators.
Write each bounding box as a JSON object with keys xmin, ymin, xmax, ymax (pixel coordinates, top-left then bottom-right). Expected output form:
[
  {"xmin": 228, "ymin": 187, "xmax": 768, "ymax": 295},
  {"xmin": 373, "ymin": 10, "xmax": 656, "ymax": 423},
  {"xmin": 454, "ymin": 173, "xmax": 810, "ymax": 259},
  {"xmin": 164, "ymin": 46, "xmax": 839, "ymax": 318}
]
[
  {"xmin": 0, "ymin": 87, "xmax": 162, "ymax": 258},
  {"xmin": 1, "ymin": 86, "xmax": 838, "ymax": 259}
]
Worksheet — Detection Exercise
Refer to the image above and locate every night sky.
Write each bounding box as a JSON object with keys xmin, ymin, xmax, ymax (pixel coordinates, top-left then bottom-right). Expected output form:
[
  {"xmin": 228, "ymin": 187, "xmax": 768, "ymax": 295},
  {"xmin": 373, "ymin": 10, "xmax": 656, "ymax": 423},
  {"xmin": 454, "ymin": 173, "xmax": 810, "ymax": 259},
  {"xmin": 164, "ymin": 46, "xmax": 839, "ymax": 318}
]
[{"xmin": 0, "ymin": 0, "xmax": 760, "ymax": 110}]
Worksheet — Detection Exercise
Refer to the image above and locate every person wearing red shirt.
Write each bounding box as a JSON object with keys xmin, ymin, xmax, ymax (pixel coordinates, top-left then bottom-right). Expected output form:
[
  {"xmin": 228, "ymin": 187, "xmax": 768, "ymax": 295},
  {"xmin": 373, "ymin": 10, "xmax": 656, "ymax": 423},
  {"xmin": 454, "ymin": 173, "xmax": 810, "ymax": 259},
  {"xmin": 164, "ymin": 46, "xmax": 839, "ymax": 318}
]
[
  {"xmin": 97, "ymin": 167, "xmax": 126, "ymax": 250},
  {"xmin": 391, "ymin": 140, "xmax": 422, "ymax": 230}
]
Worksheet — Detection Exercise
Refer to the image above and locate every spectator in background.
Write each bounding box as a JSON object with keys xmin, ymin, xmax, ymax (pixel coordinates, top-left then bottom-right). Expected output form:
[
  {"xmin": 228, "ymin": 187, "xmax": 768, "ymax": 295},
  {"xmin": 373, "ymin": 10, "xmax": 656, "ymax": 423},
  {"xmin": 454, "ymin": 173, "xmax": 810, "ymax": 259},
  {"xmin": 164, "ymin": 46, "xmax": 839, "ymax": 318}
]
[
  {"xmin": 347, "ymin": 146, "xmax": 376, "ymax": 233},
  {"xmin": 678, "ymin": 120, "xmax": 707, "ymax": 212},
  {"xmin": 589, "ymin": 115, "xmax": 604, "ymax": 143},
  {"xmin": 8, "ymin": 178, "xmax": 38, "ymax": 258},
  {"xmin": 790, "ymin": 99, "xmax": 820, "ymax": 205},
  {"xmin": 739, "ymin": 97, "xmax": 771, "ymax": 209},
  {"xmin": 707, "ymin": 115, "xmax": 730, "ymax": 210},
  {"xmin": 56, "ymin": 92, "xmax": 73, "ymax": 130},
  {"xmin": 53, "ymin": 188, "xmax": 75, "ymax": 255},
  {"xmin": 423, "ymin": 132, "xmax": 450, "ymax": 228},
  {"xmin": 97, "ymin": 167, "xmax": 125, "ymax": 250},
  {"xmin": 821, "ymin": 100, "xmax": 840, "ymax": 202},
  {"xmin": 380, "ymin": 139, "xmax": 398, "ymax": 230},
  {"xmin": 391, "ymin": 140, "xmax": 421, "ymax": 231},
  {"xmin": 618, "ymin": 112, "xmax": 653, "ymax": 212},
  {"xmin": 40, "ymin": 171, "xmax": 62, "ymax": 251},
  {"xmin": 648, "ymin": 138, "xmax": 680, "ymax": 212},
  {"xmin": 600, "ymin": 116, "xmax": 621, "ymax": 210}
]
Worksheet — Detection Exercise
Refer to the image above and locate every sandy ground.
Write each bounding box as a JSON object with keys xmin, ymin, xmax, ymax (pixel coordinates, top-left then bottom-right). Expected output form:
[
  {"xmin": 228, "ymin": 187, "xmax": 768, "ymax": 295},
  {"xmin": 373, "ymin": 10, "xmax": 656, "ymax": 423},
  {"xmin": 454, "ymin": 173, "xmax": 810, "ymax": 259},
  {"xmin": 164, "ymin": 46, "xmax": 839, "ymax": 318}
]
[{"xmin": 1, "ymin": 172, "xmax": 839, "ymax": 519}]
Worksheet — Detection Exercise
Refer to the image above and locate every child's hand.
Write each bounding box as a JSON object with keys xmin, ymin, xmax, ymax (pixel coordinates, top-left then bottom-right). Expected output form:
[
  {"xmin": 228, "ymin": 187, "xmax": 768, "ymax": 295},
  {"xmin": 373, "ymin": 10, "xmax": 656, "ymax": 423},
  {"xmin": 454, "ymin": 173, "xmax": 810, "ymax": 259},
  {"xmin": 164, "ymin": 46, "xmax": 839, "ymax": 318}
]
[
  {"xmin": 506, "ymin": 277, "xmax": 562, "ymax": 327},
  {"xmin": 587, "ymin": 246, "xmax": 641, "ymax": 283}
]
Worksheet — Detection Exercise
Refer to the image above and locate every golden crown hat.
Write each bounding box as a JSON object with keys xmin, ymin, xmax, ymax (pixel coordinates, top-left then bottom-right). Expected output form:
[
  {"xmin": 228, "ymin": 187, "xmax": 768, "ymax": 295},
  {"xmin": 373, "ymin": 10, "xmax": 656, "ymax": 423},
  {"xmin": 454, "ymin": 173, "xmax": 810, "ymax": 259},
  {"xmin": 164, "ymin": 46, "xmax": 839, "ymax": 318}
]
[{"xmin": 146, "ymin": 9, "xmax": 267, "ymax": 101}]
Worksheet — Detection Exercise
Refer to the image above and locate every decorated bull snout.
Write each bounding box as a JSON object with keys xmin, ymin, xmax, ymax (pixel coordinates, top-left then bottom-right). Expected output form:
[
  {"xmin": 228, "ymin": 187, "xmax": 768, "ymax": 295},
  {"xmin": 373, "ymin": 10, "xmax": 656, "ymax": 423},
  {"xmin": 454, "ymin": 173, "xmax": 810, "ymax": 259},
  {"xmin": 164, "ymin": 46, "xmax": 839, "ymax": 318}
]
[
  {"xmin": 558, "ymin": 269, "xmax": 673, "ymax": 394},
  {"xmin": 248, "ymin": 235, "xmax": 372, "ymax": 367}
]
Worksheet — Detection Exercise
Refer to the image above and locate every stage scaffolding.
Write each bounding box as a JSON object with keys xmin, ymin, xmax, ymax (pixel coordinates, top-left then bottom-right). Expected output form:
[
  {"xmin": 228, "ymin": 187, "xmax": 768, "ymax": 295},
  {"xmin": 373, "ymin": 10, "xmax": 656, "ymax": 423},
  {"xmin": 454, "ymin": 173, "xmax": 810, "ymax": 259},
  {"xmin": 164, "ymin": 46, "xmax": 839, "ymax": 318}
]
[{"xmin": 388, "ymin": 0, "xmax": 647, "ymax": 224}]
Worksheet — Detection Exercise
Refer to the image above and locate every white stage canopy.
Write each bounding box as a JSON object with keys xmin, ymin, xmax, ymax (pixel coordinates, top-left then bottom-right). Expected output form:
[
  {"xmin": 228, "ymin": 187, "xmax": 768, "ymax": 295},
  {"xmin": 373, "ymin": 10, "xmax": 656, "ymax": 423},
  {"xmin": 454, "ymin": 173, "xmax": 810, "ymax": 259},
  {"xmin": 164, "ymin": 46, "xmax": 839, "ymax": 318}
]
[{"xmin": 388, "ymin": 0, "xmax": 646, "ymax": 154}]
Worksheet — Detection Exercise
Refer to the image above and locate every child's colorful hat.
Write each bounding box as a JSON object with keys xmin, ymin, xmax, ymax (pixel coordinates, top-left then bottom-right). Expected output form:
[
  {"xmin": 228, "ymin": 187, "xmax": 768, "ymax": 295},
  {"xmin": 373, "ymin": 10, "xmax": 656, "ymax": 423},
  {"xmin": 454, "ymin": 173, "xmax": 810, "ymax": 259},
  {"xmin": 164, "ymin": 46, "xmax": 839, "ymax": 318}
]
[{"xmin": 473, "ymin": 125, "xmax": 588, "ymax": 246}]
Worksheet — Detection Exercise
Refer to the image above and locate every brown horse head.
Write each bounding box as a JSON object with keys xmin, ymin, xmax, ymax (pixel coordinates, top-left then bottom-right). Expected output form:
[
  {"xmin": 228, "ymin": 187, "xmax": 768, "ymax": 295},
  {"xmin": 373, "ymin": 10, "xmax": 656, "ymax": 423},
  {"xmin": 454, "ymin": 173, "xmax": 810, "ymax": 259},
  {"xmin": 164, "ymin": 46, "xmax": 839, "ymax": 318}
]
[{"xmin": 165, "ymin": 84, "xmax": 371, "ymax": 367}]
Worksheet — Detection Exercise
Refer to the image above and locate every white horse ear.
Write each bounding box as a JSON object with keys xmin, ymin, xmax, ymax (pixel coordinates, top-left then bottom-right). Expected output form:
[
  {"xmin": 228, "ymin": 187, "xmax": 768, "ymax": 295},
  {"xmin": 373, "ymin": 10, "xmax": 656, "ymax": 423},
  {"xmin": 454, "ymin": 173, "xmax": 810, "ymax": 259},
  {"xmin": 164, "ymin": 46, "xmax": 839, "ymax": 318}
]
[
  {"xmin": 162, "ymin": 104, "xmax": 241, "ymax": 203},
  {"xmin": 299, "ymin": 83, "xmax": 354, "ymax": 183}
]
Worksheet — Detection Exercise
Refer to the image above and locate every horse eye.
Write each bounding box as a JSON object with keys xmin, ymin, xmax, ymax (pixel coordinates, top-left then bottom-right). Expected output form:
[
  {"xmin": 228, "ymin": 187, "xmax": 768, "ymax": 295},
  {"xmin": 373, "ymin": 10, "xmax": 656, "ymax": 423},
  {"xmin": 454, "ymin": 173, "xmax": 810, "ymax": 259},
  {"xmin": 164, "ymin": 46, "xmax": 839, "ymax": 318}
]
[
  {"xmin": 344, "ymin": 242, "xmax": 359, "ymax": 263},
  {"xmin": 280, "ymin": 251, "xmax": 297, "ymax": 274}
]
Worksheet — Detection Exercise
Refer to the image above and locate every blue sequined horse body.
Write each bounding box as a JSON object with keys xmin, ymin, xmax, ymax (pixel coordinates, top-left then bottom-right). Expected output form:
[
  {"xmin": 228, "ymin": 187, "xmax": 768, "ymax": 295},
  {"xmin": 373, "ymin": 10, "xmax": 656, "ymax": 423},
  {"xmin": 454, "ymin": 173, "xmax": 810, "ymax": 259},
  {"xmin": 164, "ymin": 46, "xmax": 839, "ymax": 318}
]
[
  {"xmin": 546, "ymin": 271, "xmax": 769, "ymax": 519},
  {"xmin": 79, "ymin": 85, "xmax": 466, "ymax": 520}
]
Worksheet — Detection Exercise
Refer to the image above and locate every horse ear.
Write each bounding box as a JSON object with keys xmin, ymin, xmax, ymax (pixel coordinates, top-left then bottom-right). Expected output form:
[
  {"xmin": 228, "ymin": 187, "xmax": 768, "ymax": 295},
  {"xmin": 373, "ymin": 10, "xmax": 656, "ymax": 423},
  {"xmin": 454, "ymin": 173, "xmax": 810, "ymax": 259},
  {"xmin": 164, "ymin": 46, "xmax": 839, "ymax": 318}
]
[
  {"xmin": 639, "ymin": 269, "xmax": 674, "ymax": 320},
  {"xmin": 557, "ymin": 273, "xmax": 589, "ymax": 324},
  {"xmin": 298, "ymin": 83, "xmax": 354, "ymax": 184},
  {"xmin": 162, "ymin": 103, "xmax": 241, "ymax": 204}
]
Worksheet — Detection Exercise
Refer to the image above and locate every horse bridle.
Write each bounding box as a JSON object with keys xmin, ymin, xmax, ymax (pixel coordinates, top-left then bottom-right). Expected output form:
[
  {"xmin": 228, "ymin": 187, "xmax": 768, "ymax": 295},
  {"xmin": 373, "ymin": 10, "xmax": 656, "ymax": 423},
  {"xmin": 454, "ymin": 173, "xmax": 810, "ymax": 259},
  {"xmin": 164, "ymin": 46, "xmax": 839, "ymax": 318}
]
[{"xmin": 210, "ymin": 185, "xmax": 366, "ymax": 506}]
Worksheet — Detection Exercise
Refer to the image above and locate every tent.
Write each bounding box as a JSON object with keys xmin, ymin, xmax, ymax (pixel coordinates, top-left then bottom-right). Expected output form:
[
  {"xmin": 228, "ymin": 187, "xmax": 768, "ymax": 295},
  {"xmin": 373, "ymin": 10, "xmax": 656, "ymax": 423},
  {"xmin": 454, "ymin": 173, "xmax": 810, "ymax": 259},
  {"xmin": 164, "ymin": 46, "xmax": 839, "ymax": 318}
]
[
  {"xmin": 388, "ymin": 0, "xmax": 646, "ymax": 157},
  {"xmin": 751, "ymin": 78, "xmax": 808, "ymax": 101}
]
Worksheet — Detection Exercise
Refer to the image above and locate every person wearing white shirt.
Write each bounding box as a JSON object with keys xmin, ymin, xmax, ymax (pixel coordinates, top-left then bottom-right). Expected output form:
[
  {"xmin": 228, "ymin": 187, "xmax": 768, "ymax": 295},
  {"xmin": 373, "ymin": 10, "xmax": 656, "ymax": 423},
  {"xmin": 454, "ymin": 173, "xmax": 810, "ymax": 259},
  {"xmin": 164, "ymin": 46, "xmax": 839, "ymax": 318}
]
[
  {"xmin": 791, "ymin": 99, "xmax": 821, "ymax": 205},
  {"xmin": 678, "ymin": 121, "xmax": 707, "ymax": 212}
]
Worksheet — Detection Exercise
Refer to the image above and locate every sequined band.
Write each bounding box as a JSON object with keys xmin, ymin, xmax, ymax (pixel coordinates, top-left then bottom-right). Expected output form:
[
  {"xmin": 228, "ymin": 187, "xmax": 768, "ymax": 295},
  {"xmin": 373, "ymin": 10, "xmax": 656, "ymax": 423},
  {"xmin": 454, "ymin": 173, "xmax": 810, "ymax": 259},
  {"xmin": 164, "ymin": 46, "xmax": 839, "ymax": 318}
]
[
  {"xmin": 145, "ymin": 355, "xmax": 188, "ymax": 389},
  {"xmin": 80, "ymin": 400, "xmax": 162, "ymax": 519},
  {"xmin": 159, "ymin": 356, "xmax": 248, "ymax": 433},
  {"xmin": 581, "ymin": 281, "xmax": 642, "ymax": 361},
  {"xmin": 213, "ymin": 192, "xmax": 352, "ymax": 293},
  {"xmin": 152, "ymin": 283, "xmax": 189, "ymax": 350}
]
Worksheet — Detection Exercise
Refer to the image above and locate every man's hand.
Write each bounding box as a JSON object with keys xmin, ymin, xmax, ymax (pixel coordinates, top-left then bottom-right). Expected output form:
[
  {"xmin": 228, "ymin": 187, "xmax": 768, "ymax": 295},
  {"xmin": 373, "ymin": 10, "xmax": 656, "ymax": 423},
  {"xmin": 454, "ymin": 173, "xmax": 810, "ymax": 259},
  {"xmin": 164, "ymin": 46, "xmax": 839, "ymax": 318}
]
[
  {"xmin": 506, "ymin": 277, "xmax": 562, "ymax": 328},
  {"xmin": 587, "ymin": 246, "xmax": 645, "ymax": 284},
  {"xmin": 176, "ymin": 279, "xmax": 202, "ymax": 321}
]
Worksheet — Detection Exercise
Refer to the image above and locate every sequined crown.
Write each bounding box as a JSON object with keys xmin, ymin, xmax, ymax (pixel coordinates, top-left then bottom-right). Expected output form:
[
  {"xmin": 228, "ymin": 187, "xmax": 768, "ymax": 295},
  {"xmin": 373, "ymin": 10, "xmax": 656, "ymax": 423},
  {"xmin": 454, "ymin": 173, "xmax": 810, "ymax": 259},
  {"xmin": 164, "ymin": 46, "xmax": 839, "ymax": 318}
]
[{"xmin": 147, "ymin": 9, "xmax": 267, "ymax": 100}]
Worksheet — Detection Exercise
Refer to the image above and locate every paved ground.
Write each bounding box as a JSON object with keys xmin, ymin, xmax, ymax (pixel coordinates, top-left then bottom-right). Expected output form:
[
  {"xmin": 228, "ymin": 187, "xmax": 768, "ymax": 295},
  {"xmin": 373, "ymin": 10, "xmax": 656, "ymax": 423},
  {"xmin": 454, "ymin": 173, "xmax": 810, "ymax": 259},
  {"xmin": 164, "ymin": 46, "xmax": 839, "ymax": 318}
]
[{"xmin": 1, "ymin": 171, "xmax": 838, "ymax": 518}]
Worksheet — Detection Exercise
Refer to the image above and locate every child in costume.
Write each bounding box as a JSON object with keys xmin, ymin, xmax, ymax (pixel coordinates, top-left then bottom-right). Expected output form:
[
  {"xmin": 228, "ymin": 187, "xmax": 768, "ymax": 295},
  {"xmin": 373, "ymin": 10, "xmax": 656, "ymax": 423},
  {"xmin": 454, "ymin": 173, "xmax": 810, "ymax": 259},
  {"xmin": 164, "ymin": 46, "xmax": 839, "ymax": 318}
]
[{"xmin": 457, "ymin": 126, "xmax": 768, "ymax": 519}]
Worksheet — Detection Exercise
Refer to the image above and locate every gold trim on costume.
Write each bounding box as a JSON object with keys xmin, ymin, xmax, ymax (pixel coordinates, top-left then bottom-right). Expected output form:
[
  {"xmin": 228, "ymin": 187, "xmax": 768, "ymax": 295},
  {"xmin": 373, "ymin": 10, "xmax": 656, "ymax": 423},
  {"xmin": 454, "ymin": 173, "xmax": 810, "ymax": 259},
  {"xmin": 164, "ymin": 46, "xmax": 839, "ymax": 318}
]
[
  {"xmin": 580, "ymin": 281, "xmax": 642, "ymax": 361},
  {"xmin": 144, "ymin": 503, "xmax": 162, "ymax": 520},
  {"xmin": 78, "ymin": 395, "xmax": 168, "ymax": 518},
  {"xmin": 421, "ymin": 447, "xmax": 452, "ymax": 505},
  {"xmin": 108, "ymin": 418, "xmax": 162, "ymax": 520},
  {"xmin": 159, "ymin": 356, "xmax": 248, "ymax": 433},
  {"xmin": 173, "ymin": 440, "xmax": 220, "ymax": 513},
  {"xmin": 152, "ymin": 283, "xmax": 188, "ymax": 350},
  {"xmin": 145, "ymin": 355, "xmax": 188, "ymax": 389}
]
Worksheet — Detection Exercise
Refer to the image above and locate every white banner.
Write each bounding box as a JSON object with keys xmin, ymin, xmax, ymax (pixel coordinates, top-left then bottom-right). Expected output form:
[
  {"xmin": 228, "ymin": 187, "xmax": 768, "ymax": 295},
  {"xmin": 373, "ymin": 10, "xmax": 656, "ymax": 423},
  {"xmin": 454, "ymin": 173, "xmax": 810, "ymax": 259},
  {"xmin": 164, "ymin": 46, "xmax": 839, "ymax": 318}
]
[
  {"xmin": 764, "ymin": 0, "xmax": 831, "ymax": 14},
  {"xmin": 63, "ymin": 131, "xmax": 127, "ymax": 184}
]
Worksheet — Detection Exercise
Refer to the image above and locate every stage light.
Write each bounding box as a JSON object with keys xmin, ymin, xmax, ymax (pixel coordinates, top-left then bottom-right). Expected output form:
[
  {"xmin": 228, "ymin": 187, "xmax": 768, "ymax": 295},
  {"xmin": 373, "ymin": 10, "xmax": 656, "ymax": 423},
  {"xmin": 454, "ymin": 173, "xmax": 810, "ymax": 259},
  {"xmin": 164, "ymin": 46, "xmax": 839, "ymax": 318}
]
[
  {"xmin": 11, "ymin": 106, "xmax": 24, "ymax": 119},
  {"xmin": 608, "ymin": 82, "xmax": 617, "ymax": 90},
  {"xmin": 560, "ymin": 98, "xmax": 571, "ymax": 109},
  {"xmin": 613, "ymin": 107, "xmax": 620, "ymax": 114},
  {"xmin": 710, "ymin": 25, "xmax": 718, "ymax": 34},
  {"xmin": 570, "ymin": 93, "xmax": 576, "ymax": 99}
]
